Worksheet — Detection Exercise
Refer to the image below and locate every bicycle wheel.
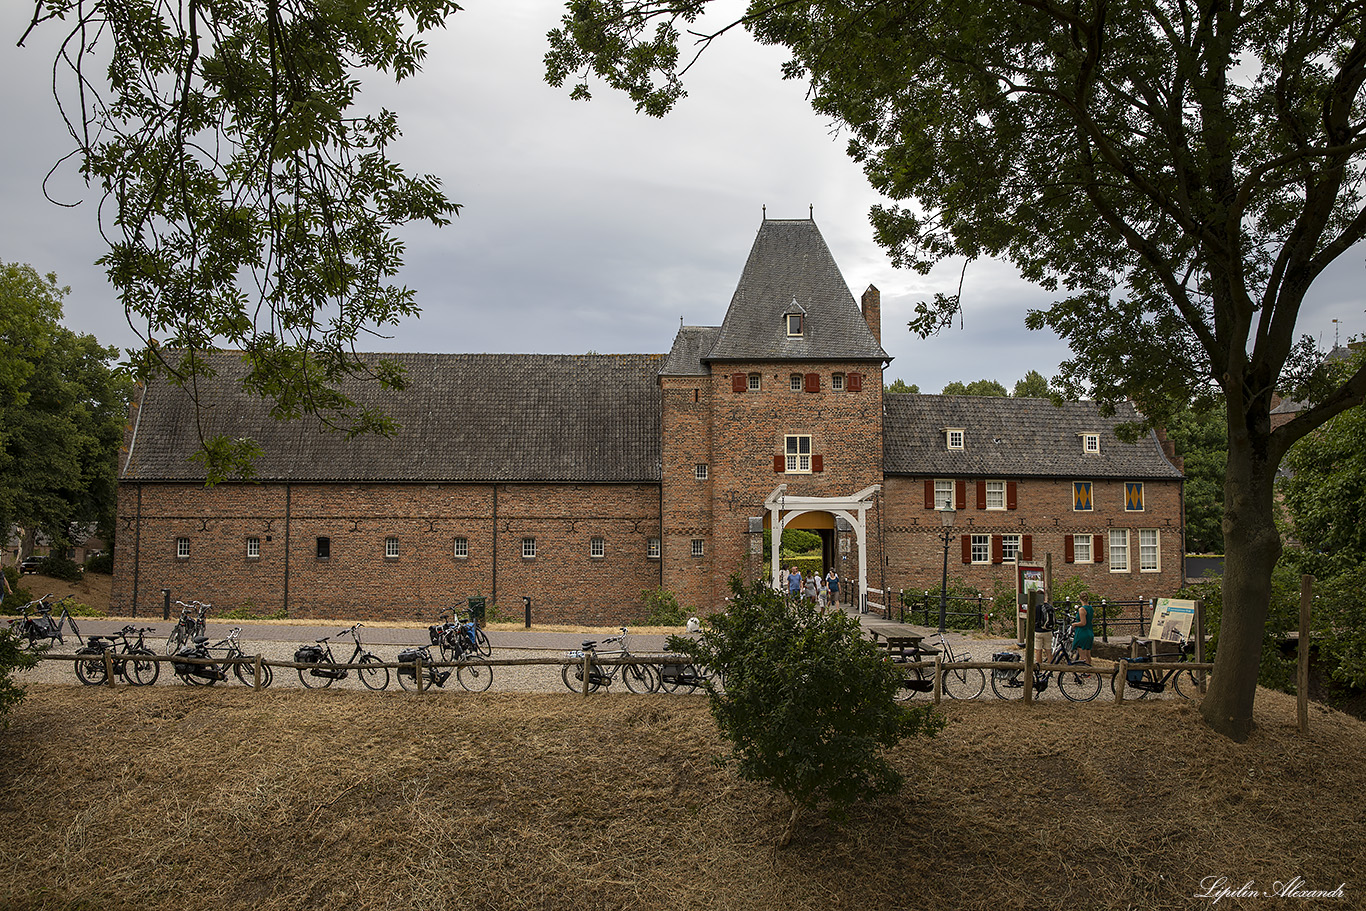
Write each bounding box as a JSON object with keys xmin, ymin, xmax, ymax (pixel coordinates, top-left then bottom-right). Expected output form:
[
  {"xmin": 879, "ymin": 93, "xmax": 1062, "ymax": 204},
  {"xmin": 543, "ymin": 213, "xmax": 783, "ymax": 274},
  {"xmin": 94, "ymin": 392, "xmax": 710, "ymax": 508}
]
[
  {"xmin": 298, "ymin": 661, "xmax": 335, "ymax": 688},
  {"xmin": 165, "ymin": 627, "xmax": 186, "ymax": 655},
  {"xmin": 892, "ymin": 664, "xmax": 929, "ymax": 701},
  {"xmin": 1111, "ymin": 669, "xmax": 1152, "ymax": 699},
  {"xmin": 74, "ymin": 648, "xmax": 107, "ymax": 685},
  {"xmin": 941, "ymin": 665, "xmax": 986, "ymax": 700},
  {"xmin": 659, "ymin": 663, "xmax": 696, "ymax": 694},
  {"xmin": 1172, "ymin": 668, "xmax": 1202, "ymax": 698},
  {"xmin": 990, "ymin": 665, "xmax": 1029, "ymax": 700},
  {"xmin": 473, "ymin": 628, "xmax": 492, "ymax": 658},
  {"xmin": 622, "ymin": 661, "xmax": 656, "ymax": 694},
  {"xmin": 457, "ymin": 661, "xmax": 493, "ymax": 693},
  {"xmin": 1058, "ymin": 664, "xmax": 1102, "ymax": 702},
  {"xmin": 233, "ymin": 654, "xmax": 272, "ymax": 687},
  {"xmin": 66, "ymin": 615, "xmax": 82, "ymax": 643},
  {"xmin": 561, "ymin": 661, "xmax": 599, "ymax": 693},
  {"xmin": 126, "ymin": 648, "xmax": 160, "ymax": 686},
  {"xmin": 358, "ymin": 654, "xmax": 390, "ymax": 691}
]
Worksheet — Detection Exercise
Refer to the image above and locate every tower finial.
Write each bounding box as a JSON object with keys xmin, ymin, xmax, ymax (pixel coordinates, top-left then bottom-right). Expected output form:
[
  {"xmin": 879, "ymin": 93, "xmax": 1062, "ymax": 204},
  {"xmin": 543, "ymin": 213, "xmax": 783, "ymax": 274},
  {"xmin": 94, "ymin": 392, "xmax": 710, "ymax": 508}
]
[
  {"xmin": 809, "ymin": 203, "xmax": 813, "ymax": 219},
  {"xmin": 762, "ymin": 204, "xmax": 767, "ymax": 220}
]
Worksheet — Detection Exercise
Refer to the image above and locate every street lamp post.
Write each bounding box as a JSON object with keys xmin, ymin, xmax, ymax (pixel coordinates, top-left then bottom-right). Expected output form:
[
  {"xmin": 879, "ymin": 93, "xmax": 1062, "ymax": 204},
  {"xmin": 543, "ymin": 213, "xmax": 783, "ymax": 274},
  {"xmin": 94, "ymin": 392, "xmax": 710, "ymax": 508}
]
[{"xmin": 937, "ymin": 505, "xmax": 956, "ymax": 633}]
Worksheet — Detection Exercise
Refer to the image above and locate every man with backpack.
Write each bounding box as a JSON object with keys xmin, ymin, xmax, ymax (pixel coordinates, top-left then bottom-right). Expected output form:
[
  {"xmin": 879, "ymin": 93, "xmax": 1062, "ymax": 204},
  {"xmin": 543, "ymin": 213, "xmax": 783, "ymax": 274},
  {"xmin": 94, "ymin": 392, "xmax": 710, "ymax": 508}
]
[{"xmin": 1033, "ymin": 600, "xmax": 1056, "ymax": 666}]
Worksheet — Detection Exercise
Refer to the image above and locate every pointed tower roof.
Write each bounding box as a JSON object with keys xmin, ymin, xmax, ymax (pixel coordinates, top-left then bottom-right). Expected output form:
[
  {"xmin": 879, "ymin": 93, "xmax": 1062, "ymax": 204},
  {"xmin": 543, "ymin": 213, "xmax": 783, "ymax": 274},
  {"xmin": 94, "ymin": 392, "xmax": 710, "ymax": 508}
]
[{"xmin": 703, "ymin": 219, "xmax": 889, "ymax": 363}]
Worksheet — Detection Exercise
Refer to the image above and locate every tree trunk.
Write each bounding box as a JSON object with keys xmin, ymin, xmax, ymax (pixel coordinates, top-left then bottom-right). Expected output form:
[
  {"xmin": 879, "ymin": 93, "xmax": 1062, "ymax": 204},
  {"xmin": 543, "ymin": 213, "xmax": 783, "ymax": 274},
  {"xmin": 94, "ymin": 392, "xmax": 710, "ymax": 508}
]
[
  {"xmin": 778, "ymin": 803, "xmax": 802, "ymax": 848},
  {"xmin": 1199, "ymin": 429, "xmax": 1282, "ymax": 742}
]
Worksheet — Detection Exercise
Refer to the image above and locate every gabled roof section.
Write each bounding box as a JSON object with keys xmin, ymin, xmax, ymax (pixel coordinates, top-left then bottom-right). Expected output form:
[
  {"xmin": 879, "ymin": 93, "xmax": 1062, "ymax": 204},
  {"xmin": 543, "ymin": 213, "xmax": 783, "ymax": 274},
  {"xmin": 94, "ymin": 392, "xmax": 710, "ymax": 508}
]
[
  {"xmin": 121, "ymin": 351, "xmax": 664, "ymax": 483},
  {"xmin": 704, "ymin": 219, "xmax": 889, "ymax": 362},
  {"xmin": 883, "ymin": 395, "xmax": 1184, "ymax": 479},
  {"xmin": 660, "ymin": 326, "xmax": 721, "ymax": 376}
]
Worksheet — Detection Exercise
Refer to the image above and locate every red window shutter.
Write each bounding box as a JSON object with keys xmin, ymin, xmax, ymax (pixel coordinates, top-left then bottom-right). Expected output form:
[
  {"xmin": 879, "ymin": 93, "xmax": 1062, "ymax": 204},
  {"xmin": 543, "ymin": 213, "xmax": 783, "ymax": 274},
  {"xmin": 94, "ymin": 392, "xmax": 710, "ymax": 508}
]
[
  {"xmin": 955, "ymin": 481, "xmax": 967, "ymax": 510},
  {"xmin": 924, "ymin": 479, "xmax": 935, "ymax": 509},
  {"xmin": 731, "ymin": 374, "xmax": 746, "ymax": 393},
  {"xmin": 1007, "ymin": 481, "xmax": 1018, "ymax": 510},
  {"xmin": 804, "ymin": 372, "xmax": 820, "ymax": 393},
  {"xmin": 773, "ymin": 454, "xmax": 785, "ymax": 473},
  {"xmin": 960, "ymin": 535, "xmax": 972, "ymax": 564},
  {"xmin": 848, "ymin": 372, "xmax": 863, "ymax": 392},
  {"xmin": 976, "ymin": 480, "xmax": 987, "ymax": 509},
  {"xmin": 991, "ymin": 535, "xmax": 1003, "ymax": 564},
  {"xmin": 812, "ymin": 454, "xmax": 823, "ymax": 473},
  {"xmin": 1021, "ymin": 535, "xmax": 1033, "ymax": 561},
  {"xmin": 1094, "ymin": 534, "xmax": 1106, "ymax": 563},
  {"xmin": 1064, "ymin": 536, "xmax": 1075, "ymax": 563}
]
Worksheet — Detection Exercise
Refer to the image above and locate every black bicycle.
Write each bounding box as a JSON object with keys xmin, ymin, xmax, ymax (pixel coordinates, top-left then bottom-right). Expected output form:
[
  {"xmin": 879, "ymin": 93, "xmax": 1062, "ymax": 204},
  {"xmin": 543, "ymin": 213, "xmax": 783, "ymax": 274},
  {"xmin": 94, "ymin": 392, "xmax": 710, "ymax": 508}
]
[
  {"xmin": 294, "ymin": 623, "xmax": 389, "ymax": 690},
  {"xmin": 562, "ymin": 628, "xmax": 656, "ymax": 693},
  {"xmin": 396, "ymin": 645, "xmax": 452, "ymax": 691},
  {"xmin": 991, "ymin": 621, "xmax": 1101, "ymax": 702},
  {"xmin": 10, "ymin": 595, "xmax": 82, "ymax": 649},
  {"xmin": 165, "ymin": 600, "xmax": 208, "ymax": 654},
  {"xmin": 429, "ymin": 609, "xmax": 491, "ymax": 662},
  {"xmin": 74, "ymin": 625, "xmax": 160, "ymax": 686},
  {"xmin": 1111, "ymin": 637, "xmax": 1200, "ymax": 699},
  {"xmin": 205, "ymin": 627, "xmax": 273, "ymax": 687}
]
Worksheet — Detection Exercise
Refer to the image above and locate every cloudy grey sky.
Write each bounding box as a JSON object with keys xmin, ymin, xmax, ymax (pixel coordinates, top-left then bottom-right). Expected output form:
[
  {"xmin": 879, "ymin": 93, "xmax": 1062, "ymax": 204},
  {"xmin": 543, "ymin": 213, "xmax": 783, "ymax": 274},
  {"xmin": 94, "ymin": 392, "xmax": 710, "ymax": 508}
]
[{"xmin": 2, "ymin": 1, "xmax": 1360, "ymax": 394}]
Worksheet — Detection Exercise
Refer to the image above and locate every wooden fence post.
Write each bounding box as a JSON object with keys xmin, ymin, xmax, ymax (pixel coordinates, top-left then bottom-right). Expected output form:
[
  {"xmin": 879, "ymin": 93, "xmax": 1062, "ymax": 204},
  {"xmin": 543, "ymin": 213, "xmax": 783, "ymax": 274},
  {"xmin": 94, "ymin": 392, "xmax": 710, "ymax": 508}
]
[
  {"xmin": 932, "ymin": 655, "xmax": 943, "ymax": 704},
  {"xmin": 104, "ymin": 649, "xmax": 116, "ymax": 687},
  {"xmin": 1115, "ymin": 660, "xmax": 1128, "ymax": 703},
  {"xmin": 581, "ymin": 651, "xmax": 592, "ymax": 696},
  {"xmin": 1298, "ymin": 575, "xmax": 1314, "ymax": 733},
  {"xmin": 416, "ymin": 653, "xmax": 425, "ymax": 693},
  {"xmin": 1023, "ymin": 590, "xmax": 1038, "ymax": 706},
  {"xmin": 253, "ymin": 654, "xmax": 262, "ymax": 690}
]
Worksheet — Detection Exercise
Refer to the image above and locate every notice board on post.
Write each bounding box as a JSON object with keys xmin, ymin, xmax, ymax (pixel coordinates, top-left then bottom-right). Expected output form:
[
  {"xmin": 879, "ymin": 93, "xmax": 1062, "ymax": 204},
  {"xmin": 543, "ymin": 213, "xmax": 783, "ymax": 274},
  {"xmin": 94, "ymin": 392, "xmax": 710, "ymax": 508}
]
[{"xmin": 1149, "ymin": 598, "xmax": 1197, "ymax": 641}]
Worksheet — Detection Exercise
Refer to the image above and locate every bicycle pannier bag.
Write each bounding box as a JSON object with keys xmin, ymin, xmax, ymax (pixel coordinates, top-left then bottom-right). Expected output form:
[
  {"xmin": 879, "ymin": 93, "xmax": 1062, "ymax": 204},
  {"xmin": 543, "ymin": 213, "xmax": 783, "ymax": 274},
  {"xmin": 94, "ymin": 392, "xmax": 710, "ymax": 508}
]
[
  {"xmin": 294, "ymin": 645, "xmax": 324, "ymax": 664},
  {"xmin": 428, "ymin": 624, "xmax": 443, "ymax": 646},
  {"xmin": 397, "ymin": 647, "xmax": 423, "ymax": 664},
  {"xmin": 991, "ymin": 651, "xmax": 1021, "ymax": 680},
  {"xmin": 1126, "ymin": 655, "xmax": 1151, "ymax": 685}
]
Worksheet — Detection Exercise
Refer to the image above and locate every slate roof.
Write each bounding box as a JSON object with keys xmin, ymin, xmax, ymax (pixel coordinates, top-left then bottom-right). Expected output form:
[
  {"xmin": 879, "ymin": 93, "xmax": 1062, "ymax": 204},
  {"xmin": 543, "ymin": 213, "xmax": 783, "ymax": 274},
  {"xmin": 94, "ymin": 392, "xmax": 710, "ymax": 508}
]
[
  {"xmin": 659, "ymin": 326, "xmax": 721, "ymax": 376},
  {"xmin": 121, "ymin": 351, "xmax": 665, "ymax": 483},
  {"xmin": 883, "ymin": 394, "xmax": 1184, "ymax": 479},
  {"xmin": 704, "ymin": 219, "xmax": 889, "ymax": 362}
]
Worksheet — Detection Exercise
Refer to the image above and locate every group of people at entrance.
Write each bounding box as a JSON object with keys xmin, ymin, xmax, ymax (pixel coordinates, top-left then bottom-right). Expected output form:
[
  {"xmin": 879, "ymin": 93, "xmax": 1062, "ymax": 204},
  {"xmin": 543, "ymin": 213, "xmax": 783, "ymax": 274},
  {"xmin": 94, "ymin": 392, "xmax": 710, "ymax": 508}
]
[{"xmin": 782, "ymin": 567, "xmax": 839, "ymax": 611}]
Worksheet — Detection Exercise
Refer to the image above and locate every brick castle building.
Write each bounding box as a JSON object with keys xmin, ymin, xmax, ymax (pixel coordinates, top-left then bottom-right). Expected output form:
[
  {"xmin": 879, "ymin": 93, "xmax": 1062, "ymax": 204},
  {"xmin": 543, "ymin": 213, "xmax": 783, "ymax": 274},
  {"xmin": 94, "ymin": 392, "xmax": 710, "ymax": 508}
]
[{"xmin": 111, "ymin": 218, "xmax": 1186, "ymax": 622}]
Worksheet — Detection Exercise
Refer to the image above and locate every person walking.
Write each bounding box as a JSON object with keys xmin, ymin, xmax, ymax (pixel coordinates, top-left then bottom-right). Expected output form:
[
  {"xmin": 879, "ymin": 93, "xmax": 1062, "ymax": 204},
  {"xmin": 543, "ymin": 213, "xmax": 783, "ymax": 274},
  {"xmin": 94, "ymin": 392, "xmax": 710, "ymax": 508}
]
[
  {"xmin": 1070, "ymin": 603, "xmax": 1095, "ymax": 664},
  {"xmin": 826, "ymin": 570, "xmax": 839, "ymax": 606},
  {"xmin": 788, "ymin": 566, "xmax": 802, "ymax": 600}
]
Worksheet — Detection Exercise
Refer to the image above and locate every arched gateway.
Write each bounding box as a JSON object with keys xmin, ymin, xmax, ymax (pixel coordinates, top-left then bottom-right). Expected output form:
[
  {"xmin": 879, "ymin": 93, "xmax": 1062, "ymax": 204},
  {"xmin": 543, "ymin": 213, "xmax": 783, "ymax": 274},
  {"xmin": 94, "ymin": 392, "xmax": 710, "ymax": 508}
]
[{"xmin": 766, "ymin": 484, "xmax": 879, "ymax": 605}]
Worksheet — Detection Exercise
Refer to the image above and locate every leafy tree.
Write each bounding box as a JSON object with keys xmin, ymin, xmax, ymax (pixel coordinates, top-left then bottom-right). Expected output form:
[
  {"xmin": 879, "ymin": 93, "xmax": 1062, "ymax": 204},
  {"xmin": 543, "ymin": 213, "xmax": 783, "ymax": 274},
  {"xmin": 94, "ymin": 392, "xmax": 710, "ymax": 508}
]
[
  {"xmin": 668, "ymin": 577, "xmax": 945, "ymax": 846},
  {"xmin": 1012, "ymin": 370, "xmax": 1051, "ymax": 398},
  {"xmin": 940, "ymin": 379, "xmax": 1007, "ymax": 396},
  {"xmin": 761, "ymin": 527, "xmax": 822, "ymax": 556},
  {"xmin": 0, "ymin": 624, "xmax": 40, "ymax": 729},
  {"xmin": 1165, "ymin": 400, "xmax": 1229, "ymax": 555},
  {"xmin": 546, "ymin": 0, "xmax": 1366, "ymax": 740},
  {"xmin": 20, "ymin": 0, "xmax": 462, "ymax": 481},
  {"xmin": 0, "ymin": 263, "xmax": 134, "ymax": 551},
  {"xmin": 885, "ymin": 378, "xmax": 919, "ymax": 394}
]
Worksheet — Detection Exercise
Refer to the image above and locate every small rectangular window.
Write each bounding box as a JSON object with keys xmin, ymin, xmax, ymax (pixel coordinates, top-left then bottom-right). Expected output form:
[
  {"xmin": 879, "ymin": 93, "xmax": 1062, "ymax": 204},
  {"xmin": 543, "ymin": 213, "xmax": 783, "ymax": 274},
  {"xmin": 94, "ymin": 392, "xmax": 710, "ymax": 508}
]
[
  {"xmin": 785, "ymin": 434, "xmax": 812, "ymax": 473},
  {"xmin": 1139, "ymin": 529, "xmax": 1160, "ymax": 572},
  {"xmin": 694, "ymin": 463, "xmax": 708, "ymax": 480},
  {"xmin": 1126, "ymin": 481, "xmax": 1145, "ymax": 511},
  {"xmin": 1072, "ymin": 534, "xmax": 1093, "ymax": 564},
  {"xmin": 1083, "ymin": 433, "xmax": 1101, "ymax": 453},
  {"xmin": 691, "ymin": 538, "xmax": 705, "ymax": 557},
  {"xmin": 786, "ymin": 313, "xmax": 803, "ymax": 336},
  {"xmin": 832, "ymin": 373, "xmax": 845, "ymax": 391},
  {"xmin": 1074, "ymin": 481, "xmax": 1094, "ymax": 511},
  {"xmin": 522, "ymin": 537, "xmax": 536, "ymax": 559},
  {"xmin": 316, "ymin": 537, "xmax": 330, "ymax": 560},
  {"xmin": 947, "ymin": 429, "xmax": 965, "ymax": 450},
  {"xmin": 590, "ymin": 537, "xmax": 605, "ymax": 558},
  {"xmin": 934, "ymin": 479, "xmax": 954, "ymax": 509},
  {"xmin": 790, "ymin": 373, "xmax": 803, "ymax": 392},
  {"xmin": 176, "ymin": 538, "xmax": 190, "ymax": 559},
  {"xmin": 453, "ymin": 537, "xmax": 468, "ymax": 559},
  {"xmin": 986, "ymin": 480, "xmax": 1005, "ymax": 509},
  {"xmin": 970, "ymin": 534, "xmax": 990, "ymax": 564},
  {"xmin": 385, "ymin": 536, "xmax": 400, "ymax": 559},
  {"xmin": 647, "ymin": 537, "xmax": 661, "ymax": 559},
  {"xmin": 246, "ymin": 537, "xmax": 260, "ymax": 559},
  {"xmin": 747, "ymin": 373, "xmax": 761, "ymax": 391},
  {"xmin": 1109, "ymin": 529, "xmax": 1129, "ymax": 572}
]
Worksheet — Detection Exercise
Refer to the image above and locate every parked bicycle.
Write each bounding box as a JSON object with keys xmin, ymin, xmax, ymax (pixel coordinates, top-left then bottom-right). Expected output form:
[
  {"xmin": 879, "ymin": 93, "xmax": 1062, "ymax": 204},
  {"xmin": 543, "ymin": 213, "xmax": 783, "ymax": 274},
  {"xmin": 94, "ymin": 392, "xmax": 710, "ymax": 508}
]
[
  {"xmin": 395, "ymin": 645, "xmax": 452, "ymax": 692},
  {"xmin": 991, "ymin": 619, "xmax": 1102, "ymax": 702},
  {"xmin": 428, "ymin": 609, "xmax": 491, "ymax": 662},
  {"xmin": 171, "ymin": 635, "xmax": 228, "ymax": 684},
  {"xmin": 10, "ymin": 595, "xmax": 82, "ymax": 649},
  {"xmin": 165, "ymin": 600, "xmax": 209, "ymax": 654},
  {"xmin": 562, "ymin": 628, "xmax": 656, "ymax": 693},
  {"xmin": 882, "ymin": 634, "xmax": 985, "ymax": 701},
  {"xmin": 1111, "ymin": 637, "xmax": 1200, "ymax": 699},
  {"xmin": 204, "ymin": 627, "xmax": 273, "ymax": 687},
  {"xmin": 293, "ymin": 623, "xmax": 389, "ymax": 690},
  {"xmin": 74, "ymin": 625, "xmax": 160, "ymax": 686}
]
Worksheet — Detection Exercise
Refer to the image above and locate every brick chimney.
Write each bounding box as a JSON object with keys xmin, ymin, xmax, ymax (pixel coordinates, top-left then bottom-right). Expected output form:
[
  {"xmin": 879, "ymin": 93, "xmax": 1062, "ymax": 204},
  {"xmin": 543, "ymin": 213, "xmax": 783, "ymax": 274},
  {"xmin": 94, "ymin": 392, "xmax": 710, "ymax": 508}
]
[
  {"xmin": 861, "ymin": 285, "xmax": 881, "ymax": 344},
  {"xmin": 1155, "ymin": 427, "xmax": 1185, "ymax": 473}
]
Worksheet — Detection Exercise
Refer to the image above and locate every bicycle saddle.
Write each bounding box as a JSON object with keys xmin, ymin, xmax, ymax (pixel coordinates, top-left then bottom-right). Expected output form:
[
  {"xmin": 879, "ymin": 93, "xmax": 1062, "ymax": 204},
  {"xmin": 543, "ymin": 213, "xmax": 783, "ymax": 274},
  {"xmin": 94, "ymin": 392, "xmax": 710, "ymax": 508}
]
[
  {"xmin": 192, "ymin": 635, "xmax": 210, "ymax": 645},
  {"xmin": 580, "ymin": 640, "xmax": 596, "ymax": 649}
]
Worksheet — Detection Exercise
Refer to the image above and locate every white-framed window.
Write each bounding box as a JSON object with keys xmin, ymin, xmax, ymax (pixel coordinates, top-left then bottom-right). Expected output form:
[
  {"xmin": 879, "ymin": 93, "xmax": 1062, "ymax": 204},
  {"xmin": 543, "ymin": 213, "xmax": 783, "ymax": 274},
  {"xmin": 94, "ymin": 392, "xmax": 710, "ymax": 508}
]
[
  {"xmin": 1074, "ymin": 481, "xmax": 1094, "ymax": 511},
  {"xmin": 590, "ymin": 537, "xmax": 605, "ymax": 558},
  {"xmin": 947, "ymin": 429, "xmax": 965, "ymax": 450},
  {"xmin": 1083, "ymin": 433, "xmax": 1101, "ymax": 453},
  {"xmin": 246, "ymin": 537, "xmax": 260, "ymax": 559},
  {"xmin": 691, "ymin": 538, "xmax": 705, "ymax": 557},
  {"xmin": 1002, "ymin": 534, "xmax": 1021, "ymax": 562},
  {"xmin": 1109, "ymin": 529, "xmax": 1129, "ymax": 572},
  {"xmin": 1072, "ymin": 534, "xmax": 1093, "ymax": 564},
  {"xmin": 1126, "ymin": 481, "xmax": 1145, "ymax": 511},
  {"xmin": 970, "ymin": 534, "xmax": 991, "ymax": 564},
  {"xmin": 316, "ymin": 536, "xmax": 330, "ymax": 559},
  {"xmin": 694, "ymin": 463, "xmax": 708, "ymax": 480},
  {"xmin": 786, "ymin": 313, "xmax": 804, "ymax": 336},
  {"xmin": 790, "ymin": 373, "xmax": 803, "ymax": 392},
  {"xmin": 1139, "ymin": 529, "xmax": 1160, "ymax": 572},
  {"xmin": 453, "ymin": 537, "xmax": 468, "ymax": 559},
  {"xmin": 986, "ymin": 480, "xmax": 1006, "ymax": 510},
  {"xmin": 647, "ymin": 537, "xmax": 661, "ymax": 559},
  {"xmin": 785, "ymin": 434, "xmax": 813, "ymax": 473},
  {"xmin": 385, "ymin": 536, "xmax": 400, "ymax": 558},
  {"xmin": 832, "ymin": 373, "xmax": 845, "ymax": 391},
  {"xmin": 747, "ymin": 372, "xmax": 761, "ymax": 391},
  {"xmin": 934, "ymin": 479, "xmax": 954, "ymax": 509},
  {"xmin": 176, "ymin": 537, "xmax": 190, "ymax": 559},
  {"xmin": 522, "ymin": 537, "xmax": 536, "ymax": 559}
]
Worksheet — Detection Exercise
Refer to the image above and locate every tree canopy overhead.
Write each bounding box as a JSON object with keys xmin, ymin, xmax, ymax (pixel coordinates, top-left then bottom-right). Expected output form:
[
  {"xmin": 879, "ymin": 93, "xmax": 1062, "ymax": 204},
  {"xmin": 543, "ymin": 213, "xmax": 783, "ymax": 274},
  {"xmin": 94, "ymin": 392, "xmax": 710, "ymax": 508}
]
[
  {"xmin": 19, "ymin": 0, "xmax": 462, "ymax": 480},
  {"xmin": 548, "ymin": 0, "xmax": 1366, "ymax": 740}
]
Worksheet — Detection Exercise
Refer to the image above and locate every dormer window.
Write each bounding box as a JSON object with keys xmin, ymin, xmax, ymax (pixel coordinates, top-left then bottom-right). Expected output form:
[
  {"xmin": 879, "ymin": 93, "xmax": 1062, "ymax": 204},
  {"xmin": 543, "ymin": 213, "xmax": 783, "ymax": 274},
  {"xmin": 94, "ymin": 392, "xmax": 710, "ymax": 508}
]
[
  {"xmin": 786, "ymin": 313, "xmax": 804, "ymax": 336},
  {"xmin": 1082, "ymin": 433, "xmax": 1101, "ymax": 453},
  {"xmin": 946, "ymin": 428, "xmax": 965, "ymax": 450}
]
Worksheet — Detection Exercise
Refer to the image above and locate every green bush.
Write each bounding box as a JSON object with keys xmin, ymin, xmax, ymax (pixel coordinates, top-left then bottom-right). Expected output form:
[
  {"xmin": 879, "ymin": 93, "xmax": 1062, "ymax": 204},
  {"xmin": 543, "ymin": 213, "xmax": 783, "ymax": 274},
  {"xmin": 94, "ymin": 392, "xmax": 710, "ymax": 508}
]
[
  {"xmin": 639, "ymin": 587, "xmax": 689, "ymax": 626},
  {"xmin": 668, "ymin": 576, "xmax": 946, "ymax": 846},
  {"xmin": 85, "ymin": 552, "xmax": 114, "ymax": 575},
  {"xmin": 3, "ymin": 567, "xmax": 31, "ymax": 607},
  {"xmin": 0, "ymin": 626, "xmax": 40, "ymax": 728},
  {"xmin": 38, "ymin": 556, "xmax": 84, "ymax": 583}
]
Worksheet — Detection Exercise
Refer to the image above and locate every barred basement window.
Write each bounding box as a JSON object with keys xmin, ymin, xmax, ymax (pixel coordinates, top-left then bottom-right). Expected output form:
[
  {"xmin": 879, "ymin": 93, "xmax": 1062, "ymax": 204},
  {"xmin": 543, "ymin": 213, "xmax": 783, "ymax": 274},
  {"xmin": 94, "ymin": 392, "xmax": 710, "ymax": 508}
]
[
  {"xmin": 453, "ymin": 537, "xmax": 468, "ymax": 559},
  {"xmin": 590, "ymin": 537, "xmax": 605, "ymax": 558},
  {"xmin": 691, "ymin": 538, "xmax": 705, "ymax": 557},
  {"xmin": 176, "ymin": 538, "xmax": 190, "ymax": 559},
  {"xmin": 647, "ymin": 538, "xmax": 661, "ymax": 558},
  {"xmin": 522, "ymin": 537, "xmax": 536, "ymax": 559},
  {"xmin": 246, "ymin": 537, "xmax": 260, "ymax": 560},
  {"xmin": 385, "ymin": 537, "xmax": 400, "ymax": 559},
  {"xmin": 694, "ymin": 463, "xmax": 708, "ymax": 480}
]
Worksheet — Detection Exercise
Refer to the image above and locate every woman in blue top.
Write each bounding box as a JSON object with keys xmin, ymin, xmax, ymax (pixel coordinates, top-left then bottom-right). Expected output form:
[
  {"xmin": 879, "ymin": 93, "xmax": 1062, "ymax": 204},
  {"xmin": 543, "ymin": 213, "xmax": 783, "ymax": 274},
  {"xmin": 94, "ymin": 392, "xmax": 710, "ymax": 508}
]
[{"xmin": 1070, "ymin": 604, "xmax": 1095, "ymax": 664}]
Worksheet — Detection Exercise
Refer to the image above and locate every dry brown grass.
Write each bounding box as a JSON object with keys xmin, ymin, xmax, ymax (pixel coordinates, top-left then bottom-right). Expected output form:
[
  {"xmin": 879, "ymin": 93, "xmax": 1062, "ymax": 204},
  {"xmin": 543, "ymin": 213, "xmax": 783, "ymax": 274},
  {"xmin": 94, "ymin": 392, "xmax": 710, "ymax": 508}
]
[{"xmin": 1, "ymin": 685, "xmax": 1361, "ymax": 911}]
